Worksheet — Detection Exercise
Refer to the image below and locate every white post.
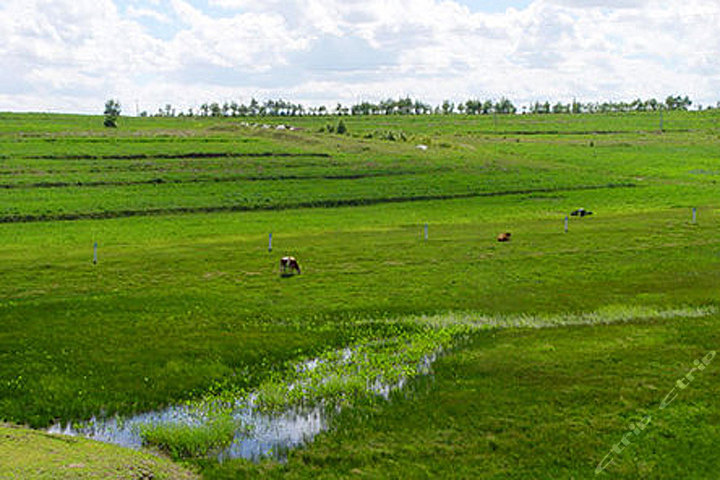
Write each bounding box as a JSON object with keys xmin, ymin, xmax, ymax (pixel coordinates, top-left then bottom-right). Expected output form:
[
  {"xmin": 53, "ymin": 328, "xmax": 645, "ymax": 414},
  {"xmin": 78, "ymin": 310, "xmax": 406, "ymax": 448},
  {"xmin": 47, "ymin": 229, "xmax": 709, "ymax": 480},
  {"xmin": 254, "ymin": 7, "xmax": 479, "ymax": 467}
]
[
  {"xmin": 93, "ymin": 242, "xmax": 98, "ymax": 264},
  {"xmin": 564, "ymin": 216, "xmax": 569, "ymax": 233},
  {"xmin": 268, "ymin": 233, "xmax": 273, "ymax": 252},
  {"xmin": 692, "ymin": 208, "xmax": 697, "ymax": 224},
  {"xmin": 424, "ymin": 223, "xmax": 428, "ymax": 241}
]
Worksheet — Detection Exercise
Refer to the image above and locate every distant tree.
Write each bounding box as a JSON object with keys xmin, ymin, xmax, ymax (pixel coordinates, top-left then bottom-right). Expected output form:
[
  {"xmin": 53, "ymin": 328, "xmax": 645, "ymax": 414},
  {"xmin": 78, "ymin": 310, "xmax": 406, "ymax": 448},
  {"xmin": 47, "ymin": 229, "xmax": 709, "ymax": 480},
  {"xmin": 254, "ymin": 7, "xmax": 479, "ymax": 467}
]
[
  {"xmin": 352, "ymin": 102, "xmax": 376, "ymax": 116},
  {"xmin": 571, "ymin": 99, "xmax": 582, "ymax": 114},
  {"xmin": 441, "ymin": 100, "xmax": 454, "ymax": 115},
  {"xmin": 552, "ymin": 102, "xmax": 567, "ymax": 114},
  {"xmin": 160, "ymin": 104, "xmax": 175, "ymax": 117},
  {"xmin": 103, "ymin": 99, "xmax": 121, "ymax": 127},
  {"xmin": 380, "ymin": 99, "xmax": 395, "ymax": 115},
  {"xmin": 495, "ymin": 98, "xmax": 516, "ymax": 114},
  {"xmin": 397, "ymin": 97, "xmax": 412, "ymax": 115},
  {"xmin": 464, "ymin": 99, "xmax": 480, "ymax": 114},
  {"xmin": 480, "ymin": 100, "xmax": 492, "ymax": 115},
  {"xmin": 413, "ymin": 99, "xmax": 431, "ymax": 114},
  {"xmin": 247, "ymin": 98, "xmax": 259, "ymax": 116},
  {"xmin": 336, "ymin": 119, "xmax": 347, "ymax": 134},
  {"xmin": 665, "ymin": 95, "xmax": 692, "ymax": 111},
  {"xmin": 209, "ymin": 102, "xmax": 222, "ymax": 117}
]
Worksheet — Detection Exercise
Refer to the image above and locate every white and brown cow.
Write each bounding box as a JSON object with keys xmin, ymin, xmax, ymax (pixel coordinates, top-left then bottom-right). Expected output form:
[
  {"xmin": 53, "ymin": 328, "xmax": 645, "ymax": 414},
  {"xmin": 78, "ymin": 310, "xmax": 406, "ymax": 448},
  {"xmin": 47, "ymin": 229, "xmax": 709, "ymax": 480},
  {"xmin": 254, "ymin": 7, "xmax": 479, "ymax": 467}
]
[{"xmin": 279, "ymin": 256, "xmax": 301, "ymax": 275}]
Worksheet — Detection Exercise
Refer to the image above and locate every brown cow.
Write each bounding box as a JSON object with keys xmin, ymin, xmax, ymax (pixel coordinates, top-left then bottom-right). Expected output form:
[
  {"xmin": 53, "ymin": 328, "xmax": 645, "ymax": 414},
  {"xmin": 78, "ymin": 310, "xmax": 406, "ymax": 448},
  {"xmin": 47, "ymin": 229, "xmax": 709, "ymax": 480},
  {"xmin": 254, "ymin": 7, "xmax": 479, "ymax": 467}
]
[
  {"xmin": 497, "ymin": 232, "xmax": 511, "ymax": 242},
  {"xmin": 280, "ymin": 256, "xmax": 301, "ymax": 275}
]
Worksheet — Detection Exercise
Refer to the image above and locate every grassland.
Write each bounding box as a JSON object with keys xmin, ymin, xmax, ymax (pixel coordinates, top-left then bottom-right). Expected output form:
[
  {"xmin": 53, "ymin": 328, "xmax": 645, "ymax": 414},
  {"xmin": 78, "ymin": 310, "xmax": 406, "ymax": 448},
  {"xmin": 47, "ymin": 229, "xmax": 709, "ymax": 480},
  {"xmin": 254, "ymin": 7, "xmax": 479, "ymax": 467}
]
[
  {"xmin": 0, "ymin": 422, "xmax": 197, "ymax": 479},
  {"xmin": 1, "ymin": 110, "xmax": 719, "ymax": 478}
]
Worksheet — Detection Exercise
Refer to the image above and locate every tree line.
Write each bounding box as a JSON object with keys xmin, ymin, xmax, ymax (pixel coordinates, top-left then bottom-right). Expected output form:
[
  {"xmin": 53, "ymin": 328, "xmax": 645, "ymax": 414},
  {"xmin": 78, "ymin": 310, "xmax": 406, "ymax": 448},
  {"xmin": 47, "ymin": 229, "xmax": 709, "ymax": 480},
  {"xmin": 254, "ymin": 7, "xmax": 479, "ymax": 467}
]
[
  {"xmin": 528, "ymin": 96, "xmax": 694, "ymax": 114},
  {"xmin": 118, "ymin": 94, "xmax": 708, "ymax": 121}
]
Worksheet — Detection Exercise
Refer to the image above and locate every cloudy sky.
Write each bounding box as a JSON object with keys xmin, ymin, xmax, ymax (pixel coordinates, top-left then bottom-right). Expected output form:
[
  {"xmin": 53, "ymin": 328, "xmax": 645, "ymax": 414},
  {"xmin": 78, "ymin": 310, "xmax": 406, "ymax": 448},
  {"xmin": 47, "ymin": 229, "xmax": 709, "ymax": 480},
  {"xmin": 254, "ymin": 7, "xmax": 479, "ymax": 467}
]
[{"xmin": 1, "ymin": 0, "xmax": 719, "ymax": 114}]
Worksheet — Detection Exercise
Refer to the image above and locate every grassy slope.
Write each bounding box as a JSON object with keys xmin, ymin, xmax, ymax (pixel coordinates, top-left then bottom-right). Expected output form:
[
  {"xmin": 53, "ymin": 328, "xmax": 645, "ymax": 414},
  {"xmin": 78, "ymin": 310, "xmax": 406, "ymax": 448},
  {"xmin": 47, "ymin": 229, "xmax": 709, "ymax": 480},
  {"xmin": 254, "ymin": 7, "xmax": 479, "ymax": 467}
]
[
  {"xmin": 0, "ymin": 423, "xmax": 197, "ymax": 479},
  {"xmin": 1, "ymin": 111, "xmax": 720, "ymax": 478}
]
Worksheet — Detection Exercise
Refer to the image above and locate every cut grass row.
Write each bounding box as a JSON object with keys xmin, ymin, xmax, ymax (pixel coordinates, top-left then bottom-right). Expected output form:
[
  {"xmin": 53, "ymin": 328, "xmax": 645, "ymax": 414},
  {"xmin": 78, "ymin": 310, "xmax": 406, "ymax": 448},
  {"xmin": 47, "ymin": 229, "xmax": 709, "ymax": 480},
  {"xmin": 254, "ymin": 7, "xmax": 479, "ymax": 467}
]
[
  {"xmin": 0, "ymin": 181, "xmax": 636, "ymax": 223},
  {"xmin": 0, "ymin": 158, "xmax": 633, "ymax": 221}
]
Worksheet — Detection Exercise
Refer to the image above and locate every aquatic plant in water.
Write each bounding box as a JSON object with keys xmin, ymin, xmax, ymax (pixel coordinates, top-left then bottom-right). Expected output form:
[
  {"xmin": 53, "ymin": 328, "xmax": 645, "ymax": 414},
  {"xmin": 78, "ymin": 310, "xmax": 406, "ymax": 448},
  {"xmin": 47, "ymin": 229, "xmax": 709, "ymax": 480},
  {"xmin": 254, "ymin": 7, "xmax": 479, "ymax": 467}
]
[
  {"xmin": 253, "ymin": 326, "xmax": 458, "ymax": 412},
  {"xmin": 139, "ymin": 412, "xmax": 243, "ymax": 460}
]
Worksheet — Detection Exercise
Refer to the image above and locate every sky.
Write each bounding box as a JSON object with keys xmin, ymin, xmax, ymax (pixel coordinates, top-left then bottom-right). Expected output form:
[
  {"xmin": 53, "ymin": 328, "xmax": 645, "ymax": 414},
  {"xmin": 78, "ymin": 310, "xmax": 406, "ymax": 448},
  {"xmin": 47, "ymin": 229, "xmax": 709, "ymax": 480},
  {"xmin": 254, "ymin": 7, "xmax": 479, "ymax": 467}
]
[{"xmin": 1, "ymin": 0, "xmax": 719, "ymax": 114}]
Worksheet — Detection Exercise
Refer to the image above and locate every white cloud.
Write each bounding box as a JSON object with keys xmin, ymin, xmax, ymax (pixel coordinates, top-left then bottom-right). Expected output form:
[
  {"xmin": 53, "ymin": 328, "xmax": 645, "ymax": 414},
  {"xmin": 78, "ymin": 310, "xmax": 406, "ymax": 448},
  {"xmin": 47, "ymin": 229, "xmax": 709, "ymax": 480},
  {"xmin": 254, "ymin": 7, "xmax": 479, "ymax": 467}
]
[
  {"xmin": 0, "ymin": 0, "xmax": 719, "ymax": 113},
  {"xmin": 126, "ymin": 6, "xmax": 171, "ymax": 24}
]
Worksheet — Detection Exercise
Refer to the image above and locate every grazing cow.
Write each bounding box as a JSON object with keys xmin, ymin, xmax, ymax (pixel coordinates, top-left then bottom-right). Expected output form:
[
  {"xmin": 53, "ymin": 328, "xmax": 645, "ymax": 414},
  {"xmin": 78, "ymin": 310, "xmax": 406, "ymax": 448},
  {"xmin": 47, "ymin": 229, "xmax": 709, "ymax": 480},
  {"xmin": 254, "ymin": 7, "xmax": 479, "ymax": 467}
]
[
  {"xmin": 571, "ymin": 208, "xmax": 593, "ymax": 217},
  {"xmin": 497, "ymin": 232, "xmax": 511, "ymax": 242},
  {"xmin": 280, "ymin": 256, "xmax": 301, "ymax": 275}
]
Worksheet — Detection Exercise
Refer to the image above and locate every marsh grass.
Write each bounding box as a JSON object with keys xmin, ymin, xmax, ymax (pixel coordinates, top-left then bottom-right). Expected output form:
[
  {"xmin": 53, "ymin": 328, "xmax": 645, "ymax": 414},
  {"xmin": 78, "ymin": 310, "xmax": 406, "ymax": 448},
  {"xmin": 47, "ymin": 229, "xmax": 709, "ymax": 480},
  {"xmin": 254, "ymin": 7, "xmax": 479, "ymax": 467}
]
[
  {"xmin": 411, "ymin": 304, "xmax": 717, "ymax": 330},
  {"xmin": 253, "ymin": 326, "xmax": 457, "ymax": 411},
  {"xmin": 139, "ymin": 413, "xmax": 243, "ymax": 461}
]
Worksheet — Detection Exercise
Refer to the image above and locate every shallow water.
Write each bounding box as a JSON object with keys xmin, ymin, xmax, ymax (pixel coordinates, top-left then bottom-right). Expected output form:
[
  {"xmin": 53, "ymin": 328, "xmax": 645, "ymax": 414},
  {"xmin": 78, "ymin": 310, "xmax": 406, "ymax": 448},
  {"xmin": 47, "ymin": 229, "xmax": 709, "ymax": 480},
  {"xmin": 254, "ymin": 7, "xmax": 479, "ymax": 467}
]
[
  {"xmin": 48, "ymin": 399, "xmax": 331, "ymax": 461},
  {"xmin": 47, "ymin": 347, "xmax": 441, "ymax": 461}
]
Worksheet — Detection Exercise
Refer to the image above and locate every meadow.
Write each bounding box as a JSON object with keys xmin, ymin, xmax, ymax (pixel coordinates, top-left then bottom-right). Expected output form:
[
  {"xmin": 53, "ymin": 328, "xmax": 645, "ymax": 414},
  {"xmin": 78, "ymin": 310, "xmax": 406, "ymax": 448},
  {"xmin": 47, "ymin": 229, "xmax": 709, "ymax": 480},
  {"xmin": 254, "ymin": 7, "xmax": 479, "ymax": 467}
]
[{"xmin": 1, "ymin": 110, "xmax": 719, "ymax": 478}]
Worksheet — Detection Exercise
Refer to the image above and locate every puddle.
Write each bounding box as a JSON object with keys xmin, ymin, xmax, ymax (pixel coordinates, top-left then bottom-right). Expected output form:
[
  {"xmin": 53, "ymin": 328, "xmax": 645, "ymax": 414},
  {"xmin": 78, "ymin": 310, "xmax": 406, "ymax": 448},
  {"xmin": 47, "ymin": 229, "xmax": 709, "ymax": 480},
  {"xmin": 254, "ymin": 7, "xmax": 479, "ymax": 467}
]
[
  {"xmin": 48, "ymin": 399, "xmax": 331, "ymax": 461},
  {"xmin": 47, "ymin": 341, "xmax": 444, "ymax": 461}
]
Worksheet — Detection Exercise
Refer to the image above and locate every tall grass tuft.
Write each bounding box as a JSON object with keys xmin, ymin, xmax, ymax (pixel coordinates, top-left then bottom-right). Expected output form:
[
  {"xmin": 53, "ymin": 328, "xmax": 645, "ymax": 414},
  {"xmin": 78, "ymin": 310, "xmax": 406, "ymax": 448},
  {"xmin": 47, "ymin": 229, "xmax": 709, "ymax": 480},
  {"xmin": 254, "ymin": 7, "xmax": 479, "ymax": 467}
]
[{"xmin": 138, "ymin": 413, "xmax": 242, "ymax": 460}]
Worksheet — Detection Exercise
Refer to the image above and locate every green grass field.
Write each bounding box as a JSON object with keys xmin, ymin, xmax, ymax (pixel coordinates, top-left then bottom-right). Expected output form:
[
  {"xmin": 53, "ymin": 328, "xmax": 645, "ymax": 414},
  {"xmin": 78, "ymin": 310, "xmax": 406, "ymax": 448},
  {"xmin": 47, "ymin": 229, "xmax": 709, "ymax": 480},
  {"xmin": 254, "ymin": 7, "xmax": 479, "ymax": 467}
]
[{"xmin": 1, "ymin": 111, "xmax": 719, "ymax": 479}]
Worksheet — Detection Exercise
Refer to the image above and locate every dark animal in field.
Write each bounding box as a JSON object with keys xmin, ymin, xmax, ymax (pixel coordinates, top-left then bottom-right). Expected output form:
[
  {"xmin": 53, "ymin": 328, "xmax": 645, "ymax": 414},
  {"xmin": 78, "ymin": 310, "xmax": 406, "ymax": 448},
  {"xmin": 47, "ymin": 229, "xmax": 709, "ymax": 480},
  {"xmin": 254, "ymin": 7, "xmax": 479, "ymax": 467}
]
[
  {"xmin": 497, "ymin": 232, "xmax": 511, "ymax": 242},
  {"xmin": 280, "ymin": 256, "xmax": 301, "ymax": 275},
  {"xmin": 571, "ymin": 208, "xmax": 593, "ymax": 217}
]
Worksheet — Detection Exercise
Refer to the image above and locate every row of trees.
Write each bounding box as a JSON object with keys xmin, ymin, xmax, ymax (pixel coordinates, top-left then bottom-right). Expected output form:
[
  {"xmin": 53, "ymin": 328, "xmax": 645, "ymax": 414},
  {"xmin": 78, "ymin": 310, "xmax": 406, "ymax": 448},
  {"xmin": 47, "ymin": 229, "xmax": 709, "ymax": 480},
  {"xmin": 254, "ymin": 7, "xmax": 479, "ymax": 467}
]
[
  {"xmin": 528, "ymin": 96, "xmax": 694, "ymax": 114},
  {"xmin": 105, "ymin": 95, "xmax": 709, "ymax": 127},
  {"xmin": 141, "ymin": 97, "xmax": 520, "ymax": 118},
  {"xmin": 141, "ymin": 95, "xmax": 701, "ymax": 119},
  {"xmin": 144, "ymin": 99, "xmax": 309, "ymax": 118}
]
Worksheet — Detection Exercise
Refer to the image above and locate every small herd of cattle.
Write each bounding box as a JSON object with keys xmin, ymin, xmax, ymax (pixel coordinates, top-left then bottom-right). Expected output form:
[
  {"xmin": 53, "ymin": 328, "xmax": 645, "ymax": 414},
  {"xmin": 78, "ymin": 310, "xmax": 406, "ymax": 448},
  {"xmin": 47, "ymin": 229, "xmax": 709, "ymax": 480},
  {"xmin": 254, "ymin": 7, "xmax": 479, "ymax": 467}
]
[
  {"xmin": 282, "ymin": 209, "xmax": 593, "ymax": 273},
  {"xmin": 497, "ymin": 208, "xmax": 593, "ymax": 242}
]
